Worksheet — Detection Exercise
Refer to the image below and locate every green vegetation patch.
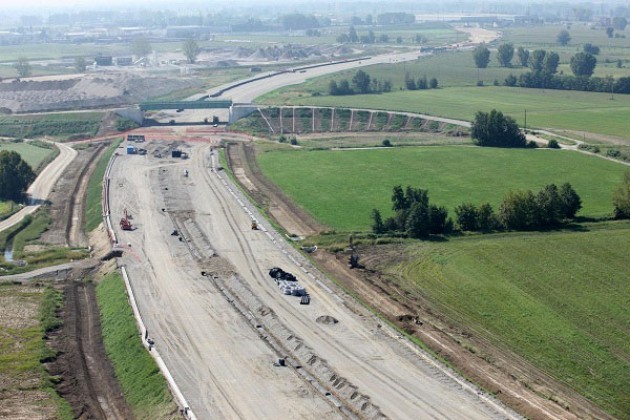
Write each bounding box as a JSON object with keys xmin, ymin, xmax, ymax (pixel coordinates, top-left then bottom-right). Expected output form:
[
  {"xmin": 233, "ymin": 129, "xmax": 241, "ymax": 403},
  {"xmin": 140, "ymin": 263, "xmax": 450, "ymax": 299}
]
[
  {"xmin": 96, "ymin": 271, "xmax": 177, "ymax": 419},
  {"xmin": 0, "ymin": 284, "xmax": 73, "ymax": 419},
  {"xmin": 0, "ymin": 112, "xmax": 104, "ymax": 140},
  {"xmin": 257, "ymin": 146, "xmax": 627, "ymax": 231},
  {"xmin": 0, "ymin": 140, "xmax": 56, "ymax": 170},
  {"xmin": 0, "ymin": 210, "xmax": 89, "ymax": 275},
  {"xmin": 396, "ymin": 223, "xmax": 630, "ymax": 417},
  {"xmin": 85, "ymin": 139, "xmax": 123, "ymax": 232}
]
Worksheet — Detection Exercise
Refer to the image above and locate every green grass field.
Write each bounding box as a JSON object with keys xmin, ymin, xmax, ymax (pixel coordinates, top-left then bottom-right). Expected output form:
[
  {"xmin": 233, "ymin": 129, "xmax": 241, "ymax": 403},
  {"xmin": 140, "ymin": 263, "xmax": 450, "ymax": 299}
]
[
  {"xmin": 394, "ymin": 223, "xmax": 630, "ymax": 418},
  {"xmin": 257, "ymin": 146, "xmax": 628, "ymax": 231},
  {"xmin": 0, "ymin": 284, "xmax": 73, "ymax": 419},
  {"xmin": 0, "ymin": 140, "xmax": 56, "ymax": 169},
  {"xmin": 96, "ymin": 271, "xmax": 177, "ymax": 419},
  {"xmin": 266, "ymin": 86, "xmax": 630, "ymax": 139},
  {"xmin": 0, "ymin": 112, "xmax": 104, "ymax": 141}
]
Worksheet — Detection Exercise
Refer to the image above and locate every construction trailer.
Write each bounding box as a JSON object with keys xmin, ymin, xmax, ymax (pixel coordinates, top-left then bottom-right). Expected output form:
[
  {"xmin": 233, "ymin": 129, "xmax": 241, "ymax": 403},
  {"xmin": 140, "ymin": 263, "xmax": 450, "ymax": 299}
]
[{"xmin": 127, "ymin": 134, "xmax": 145, "ymax": 142}]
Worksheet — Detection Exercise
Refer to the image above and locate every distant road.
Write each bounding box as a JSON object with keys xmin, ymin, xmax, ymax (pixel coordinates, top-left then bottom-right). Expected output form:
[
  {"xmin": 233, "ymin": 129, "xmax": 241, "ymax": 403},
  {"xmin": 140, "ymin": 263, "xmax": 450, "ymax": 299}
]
[
  {"xmin": 210, "ymin": 51, "xmax": 423, "ymax": 103},
  {"xmin": 0, "ymin": 141, "xmax": 77, "ymax": 233}
]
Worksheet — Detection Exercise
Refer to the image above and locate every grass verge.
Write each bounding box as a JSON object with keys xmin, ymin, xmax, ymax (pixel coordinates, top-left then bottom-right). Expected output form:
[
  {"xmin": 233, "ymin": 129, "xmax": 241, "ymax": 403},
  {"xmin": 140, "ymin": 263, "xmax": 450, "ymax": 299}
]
[
  {"xmin": 96, "ymin": 271, "xmax": 177, "ymax": 419},
  {"xmin": 85, "ymin": 138, "xmax": 123, "ymax": 232}
]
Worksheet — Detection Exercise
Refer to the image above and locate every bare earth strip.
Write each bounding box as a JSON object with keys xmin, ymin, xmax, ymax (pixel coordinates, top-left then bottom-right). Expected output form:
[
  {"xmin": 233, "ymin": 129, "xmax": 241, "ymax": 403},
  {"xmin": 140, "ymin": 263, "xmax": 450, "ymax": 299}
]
[{"xmin": 108, "ymin": 140, "xmax": 516, "ymax": 419}]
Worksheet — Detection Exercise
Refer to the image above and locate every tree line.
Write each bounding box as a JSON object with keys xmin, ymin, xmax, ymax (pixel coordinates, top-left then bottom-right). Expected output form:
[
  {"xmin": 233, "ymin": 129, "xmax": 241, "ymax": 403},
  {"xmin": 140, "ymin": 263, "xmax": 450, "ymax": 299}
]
[
  {"xmin": 474, "ymin": 42, "xmax": 630, "ymax": 94},
  {"xmin": 328, "ymin": 70, "xmax": 392, "ymax": 95},
  {"xmin": 371, "ymin": 183, "xmax": 584, "ymax": 238}
]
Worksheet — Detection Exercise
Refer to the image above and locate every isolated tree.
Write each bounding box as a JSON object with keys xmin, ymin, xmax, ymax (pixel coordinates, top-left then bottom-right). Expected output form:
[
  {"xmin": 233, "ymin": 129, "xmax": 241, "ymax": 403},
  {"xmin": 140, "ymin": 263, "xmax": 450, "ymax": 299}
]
[
  {"xmin": 471, "ymin": 109, "xmax": 526, "ymax": 148},
  {"xmin": 348, "ymin": 26, "xmax": 359, "ymax": 43},
  {"xmin": 429, "ymin": 77, "xmax": 438, "ymax": 89},
  {"xmin": 535, "ymin": 184, "xmax": 562, "ymax": 227},
  {"xmin": 371, "ymin": 209, "xmax": 385, "ymax": 233},
  {"xmin": 406, "ymin": 201, "xmax": 431, "ymax": 238},
  {"xmin": 516, "ymin": 47, "xmax": 529, "ymax": 67},
  {"xmin": 557, "ymin": 29, "xmax": 571, "ymax": 46},
  {"xmin": 455, "ymin": 203, "xmax": 479, "ymax": 231},
  {"xmin": 559, "ymin": 182, "xmax": 582, "ymax": 218},
  {"xmin": 328, "ymin": 80, "xmax": 339, "ymax": 95},
  {"xmin": 570, "ymin": 52, "xmax": 597, "ymax": 77},
  {"xmin": 497, "ymin": 43, "xmax": 514, "ymax": 67},
  {"xmin": 352, "ymin": 70, "xmax": 371, "ymax": 94},
  {"xmin": 612, "ymin": 17, "xmax": 628, "ymax": 31},
  {"xmin": 606, "ymin": 27, "xmax": 614, "ymax": 39},
  {"xmin": 404, "ymin": 72, "xmax": 416, "ymax": 90},
  {"xmin": 14, "ymin": 56, "xmax": 31, "ymax": 77},
  {"xmin": 473, "ymin": 45, "xmax": 491, "ymax": 69},
  {"xmin": 529, "ymin": 49, "xmax": 547, "ymax": 72},
  {"xmin": 0, "ymin": 151, "xmax": 35, "ymax": 201},
  {"xmin": 583, "ymin": 43, "xmax": 600, "ymax": 55},
  {"xmin": 183, "ymin": 38, "xmax": 200, "ymax": 64},
  {"xmin": 543, "ymin": 52, "xmax": 560, "ymax": 74},
  {"xmin": 477, "ymin": 203, "xmax": 497, "ymax": 230},
  {"xmin": 612, "ymin": 170, "xmax": 630, "ymax": 219},
  {"xmin": 498, "ymin": 190, "xmax": 538, "ymax": 230},
  {"xmin": 131, "ymin": 37, "xmax": 152, "ymax": 59},
  {"xmin": 74, "ymin": 56, "xmax": 87, "ymax": 73}
]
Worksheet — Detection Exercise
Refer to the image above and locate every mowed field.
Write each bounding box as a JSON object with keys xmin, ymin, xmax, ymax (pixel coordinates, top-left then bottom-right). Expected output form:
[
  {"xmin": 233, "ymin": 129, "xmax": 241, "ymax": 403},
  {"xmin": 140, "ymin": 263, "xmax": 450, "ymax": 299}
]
[
  {"xmin": 396, "ymin": 223, "xmax": 630, "ymax": 418},
  {"xmin": 0, "ymin": 141, "xmax": 55, "ymax": 169},
  {"xmin": 269, "ymin": 86, "xmax": 630, "ymax": 140},
  {"xmin": 257, "ymin": 146, "xmax": 628, "ymax": 231}
]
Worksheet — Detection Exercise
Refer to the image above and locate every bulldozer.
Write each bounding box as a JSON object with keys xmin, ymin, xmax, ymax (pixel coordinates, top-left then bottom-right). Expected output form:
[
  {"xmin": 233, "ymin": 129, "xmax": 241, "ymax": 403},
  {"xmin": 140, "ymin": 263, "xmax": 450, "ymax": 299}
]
[{"xmin": 120, "ymin": 209, "xmax": 132, "ymax": 231}]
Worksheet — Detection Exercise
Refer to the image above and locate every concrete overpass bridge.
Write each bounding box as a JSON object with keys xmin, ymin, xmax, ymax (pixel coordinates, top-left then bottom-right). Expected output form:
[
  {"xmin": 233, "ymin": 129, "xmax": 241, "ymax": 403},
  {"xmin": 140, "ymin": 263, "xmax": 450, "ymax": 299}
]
[{"xmin": 118, "ymin": 99, "xmax": 258, "ymax": 126}]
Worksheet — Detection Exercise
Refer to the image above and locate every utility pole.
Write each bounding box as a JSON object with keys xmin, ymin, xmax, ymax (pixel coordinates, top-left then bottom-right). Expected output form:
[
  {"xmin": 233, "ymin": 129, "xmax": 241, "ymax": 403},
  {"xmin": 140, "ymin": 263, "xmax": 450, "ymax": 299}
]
[{"xmin": 524, "ymin": 109, "xmax": 527, "ymax": 133}]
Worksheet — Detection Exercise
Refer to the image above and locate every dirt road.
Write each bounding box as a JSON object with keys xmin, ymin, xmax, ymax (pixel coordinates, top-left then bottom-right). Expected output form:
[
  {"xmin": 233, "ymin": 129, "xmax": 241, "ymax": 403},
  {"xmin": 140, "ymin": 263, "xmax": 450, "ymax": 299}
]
[
  {"xmin": 0, "ymin": 141, "xmax": 77, "ymax": 233},
  {"xmin": 109, "ymin": 140, "xmax": 517, "ymax": 419}
]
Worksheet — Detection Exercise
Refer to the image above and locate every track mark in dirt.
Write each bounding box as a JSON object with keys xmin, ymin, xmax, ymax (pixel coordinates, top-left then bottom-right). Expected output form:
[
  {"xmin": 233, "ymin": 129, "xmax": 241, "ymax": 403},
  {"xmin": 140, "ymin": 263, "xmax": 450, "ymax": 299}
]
[
  {"xmin": 48, "ymin": 281, "xmax": 132, "ymax": 419},
  {"xmin": 226, "ymin": 142, "xmax": 326, "ymax": 237}
]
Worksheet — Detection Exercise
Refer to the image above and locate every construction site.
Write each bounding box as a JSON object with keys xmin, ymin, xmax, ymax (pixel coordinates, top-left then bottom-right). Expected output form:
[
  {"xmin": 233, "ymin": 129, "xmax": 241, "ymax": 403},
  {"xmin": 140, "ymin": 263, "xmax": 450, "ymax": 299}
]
[{"xmin": 102, "ymin": 135, "xmax": 515, "ymax": 419}]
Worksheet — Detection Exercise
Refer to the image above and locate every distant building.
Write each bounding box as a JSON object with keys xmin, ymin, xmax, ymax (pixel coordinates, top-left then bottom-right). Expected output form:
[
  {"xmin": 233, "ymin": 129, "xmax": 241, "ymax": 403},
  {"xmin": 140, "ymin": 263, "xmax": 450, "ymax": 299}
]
[
  {"xmin": 94, "ymin": 55, "xmax": 113, "ymax": 66},
  {"xmin": 116, "ymin": 57, "xmax": 133, "ymax": 66}
]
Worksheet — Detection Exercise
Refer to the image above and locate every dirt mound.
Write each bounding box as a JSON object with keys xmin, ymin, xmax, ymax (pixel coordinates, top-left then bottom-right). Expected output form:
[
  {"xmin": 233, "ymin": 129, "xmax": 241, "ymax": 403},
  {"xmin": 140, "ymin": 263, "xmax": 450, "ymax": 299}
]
[
  {"xmin": 316, "ymin": 315, "xmax": 339, "ymax": 325},
  {"xmin": 0, "ymin": 72, "xmax": 203, "ymax": 113}
]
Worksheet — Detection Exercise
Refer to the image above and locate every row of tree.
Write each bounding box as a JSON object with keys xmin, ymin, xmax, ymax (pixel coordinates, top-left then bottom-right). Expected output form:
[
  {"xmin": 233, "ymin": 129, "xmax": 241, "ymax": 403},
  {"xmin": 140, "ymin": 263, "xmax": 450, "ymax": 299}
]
[
  {"xmin": 404, "ymin": 73, "xmax": 439, "ymax": 90},
  {"xmin": 505, "ymin": 72, "xmax": 630, "ymax": 94},
  {"xmin": 328, "ymin": 70, "xmax": 392, "ymax": 95},
  {"xmin": 371, "ymin": 183, "xmax": 584, "ymax": 238},
  {"xmin": 455, "ymin": 183, "xmax": 582, "ymax": 231},
  {"xmin": 475, "ymin": 45, "xmax": 597, "ymax": 78}
]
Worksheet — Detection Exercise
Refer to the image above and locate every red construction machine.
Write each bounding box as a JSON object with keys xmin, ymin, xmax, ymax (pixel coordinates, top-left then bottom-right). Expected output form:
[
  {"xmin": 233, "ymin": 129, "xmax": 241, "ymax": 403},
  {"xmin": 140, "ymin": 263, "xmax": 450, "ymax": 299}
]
[{"xmin": 120, "ymin": 209, "xmax": 133, "ymax": 231}]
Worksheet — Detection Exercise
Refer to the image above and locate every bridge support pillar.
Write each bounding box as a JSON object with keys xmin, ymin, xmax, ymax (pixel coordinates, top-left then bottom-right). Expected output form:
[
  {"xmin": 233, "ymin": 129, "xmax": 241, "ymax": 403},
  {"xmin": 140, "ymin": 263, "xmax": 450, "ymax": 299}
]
[
  {"xmin": 229, "ymin": 105, "xmax": 259, "ymax": 124},
  {"xmin": 115, "ymin": 108, "xmax": 145, "ymax": 125}
]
